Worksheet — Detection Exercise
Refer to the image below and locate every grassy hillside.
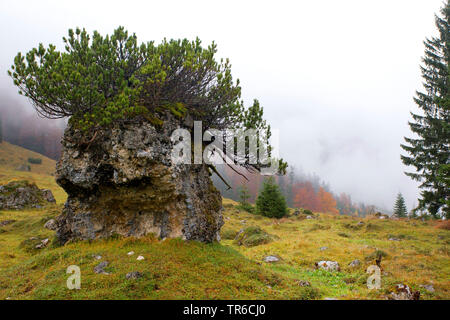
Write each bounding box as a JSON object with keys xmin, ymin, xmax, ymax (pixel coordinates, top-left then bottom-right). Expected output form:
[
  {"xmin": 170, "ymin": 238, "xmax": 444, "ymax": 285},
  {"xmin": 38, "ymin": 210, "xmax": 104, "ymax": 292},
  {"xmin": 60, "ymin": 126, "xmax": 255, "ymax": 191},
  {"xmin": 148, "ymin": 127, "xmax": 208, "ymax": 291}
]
[
  {"xmin": 0, "ymin": 142, "xmax": 448, "ymax": 300},
  {"xmin": 0, "ymin": 141, "xmax": 66, "ymax": 203}
]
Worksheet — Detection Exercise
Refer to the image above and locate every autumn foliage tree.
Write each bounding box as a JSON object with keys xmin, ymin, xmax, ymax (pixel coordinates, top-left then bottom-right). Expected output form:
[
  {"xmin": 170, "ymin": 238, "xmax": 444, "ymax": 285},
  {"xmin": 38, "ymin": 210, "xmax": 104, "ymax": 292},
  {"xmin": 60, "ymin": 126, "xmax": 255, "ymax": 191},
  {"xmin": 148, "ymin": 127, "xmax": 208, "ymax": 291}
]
[{"xmin": 317, "ymin": 187, "xmax": 339, "ymax": 214}]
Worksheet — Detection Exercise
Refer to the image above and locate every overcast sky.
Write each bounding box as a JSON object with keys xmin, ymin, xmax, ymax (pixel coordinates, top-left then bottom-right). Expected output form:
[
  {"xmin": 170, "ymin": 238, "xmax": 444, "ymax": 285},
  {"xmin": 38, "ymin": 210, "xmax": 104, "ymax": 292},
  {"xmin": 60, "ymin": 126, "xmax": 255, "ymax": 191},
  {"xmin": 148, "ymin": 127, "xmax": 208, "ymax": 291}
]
[{"xmin": 0, "ymin": 0, "xmax": 445, "ymax": 210}]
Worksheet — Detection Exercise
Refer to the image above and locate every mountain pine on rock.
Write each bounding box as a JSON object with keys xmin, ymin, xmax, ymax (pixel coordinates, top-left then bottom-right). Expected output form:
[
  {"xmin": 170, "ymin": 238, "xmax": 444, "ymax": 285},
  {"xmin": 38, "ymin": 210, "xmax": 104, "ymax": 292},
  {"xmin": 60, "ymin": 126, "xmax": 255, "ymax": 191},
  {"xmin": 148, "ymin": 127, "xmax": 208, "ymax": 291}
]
[
  {"xmin": 393, "ymin": 193, "xmax": 408, "ymax": 218},
  {"xmin": 401, "ymin": 2, "xmax": 450, "ymax": 218},
  {"xmin": 256, "ymin": 177, "xmax": 288, "ymax": 219}
]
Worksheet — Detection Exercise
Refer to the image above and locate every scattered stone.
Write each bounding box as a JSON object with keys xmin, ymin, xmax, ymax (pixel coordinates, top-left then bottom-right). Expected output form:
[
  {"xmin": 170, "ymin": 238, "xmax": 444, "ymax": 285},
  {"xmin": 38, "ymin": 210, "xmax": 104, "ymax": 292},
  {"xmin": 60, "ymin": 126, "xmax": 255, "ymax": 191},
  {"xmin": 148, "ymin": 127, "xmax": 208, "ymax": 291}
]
[
  {"xmin": 348, "ymin": 259, "xmax": 361, "ymax": 267},
  {"xmin": 35, "ymin": 238, "xmax": 50, "ymax": 249},
  {"xmin": 420, "ymin": 284, "xmax": 435, "ymax": 293},
  {"xmin": 263, "ymin": 255, "xmax": 280, "ymax": 263},
  {"xmin": 306, "ymin": 215, "xmax": 313, "ymax": 220},
  {"xmin": 136, "ymin": 255, "xmax": 145, "ymax": 261},
  {"xmin": 319, "ymin": 246, "xmax": 328, "ymax": 251},
  {"xmin": 298, "ymin": 280, "xmax": 311, "ymax": 287},
  {"xmin": 240, "ymin": 220, "xmax": 247, "ymax": 225},
  {"xmin": 126, "ymin": 271, "xmax": 143, "ymax": 279},
  {"xmin": 127, "ymin": 251, "xmax": 135, "ymax": 256},
  {"xmin": 0, "ymin": 220, "xmax": 16, "ymax": 227},
  {"xmin": 389, "ymin": 284, "xmax": 420, "ymax": 300},
  {"xmin": 356, "ymin": 221, "xmax": 365, "ymax": 227},
  {"xmin": 389, "ymin": 237, "xmax": 401, "ymax": 241},
  {"xmin": 93, "ymin": 255, "xmax": 102, "ymax": 260},
  {"xmin": 94, "ymin": 261, "xmax": 110, "ymax": 274},
  {"xmin": 315, "ymin": 261, "xmax": 340, "ymax": 272},
  {"xmin": 379, "ymin": 216, "xmax": 386, "ymax": 220},
  {"xmin": 44, "ymin": 219, "xmax": 58, "ymax": 231},
  {"xmin": 15, "ymin": 164, "xmax": 31, "ymax": 172}
]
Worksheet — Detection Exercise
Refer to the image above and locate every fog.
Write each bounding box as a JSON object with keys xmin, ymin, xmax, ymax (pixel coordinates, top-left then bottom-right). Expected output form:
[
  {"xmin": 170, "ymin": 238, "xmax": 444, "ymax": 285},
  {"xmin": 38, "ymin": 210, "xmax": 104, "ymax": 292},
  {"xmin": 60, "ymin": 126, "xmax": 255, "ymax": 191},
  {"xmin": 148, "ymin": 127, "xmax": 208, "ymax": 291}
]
[{"xmin": 0, "ymin": 0, "xmax": 443, "ymax": 210}]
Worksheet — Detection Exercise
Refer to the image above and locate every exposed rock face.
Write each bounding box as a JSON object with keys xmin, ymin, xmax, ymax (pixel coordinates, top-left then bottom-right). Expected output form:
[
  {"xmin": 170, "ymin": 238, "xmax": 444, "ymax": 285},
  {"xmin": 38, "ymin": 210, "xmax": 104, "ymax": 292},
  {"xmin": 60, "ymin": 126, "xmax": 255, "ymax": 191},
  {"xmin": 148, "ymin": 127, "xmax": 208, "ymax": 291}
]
[
  {"xmin": 55, "ymin": 120, "xmax": 223, "ymax": 245},
  {"xmin": 0, "ymin": 180, "xmax": 56, "ymax": 210}
]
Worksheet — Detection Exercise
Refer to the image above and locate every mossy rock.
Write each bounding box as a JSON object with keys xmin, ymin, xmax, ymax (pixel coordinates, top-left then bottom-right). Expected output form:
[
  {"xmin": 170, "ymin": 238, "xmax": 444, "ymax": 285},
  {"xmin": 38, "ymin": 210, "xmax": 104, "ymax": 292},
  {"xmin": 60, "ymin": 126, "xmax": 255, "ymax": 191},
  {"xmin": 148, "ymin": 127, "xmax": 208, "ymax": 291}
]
[{"xmin": 233, "ymin": 226, "xmax": 274, "ymax": 247}]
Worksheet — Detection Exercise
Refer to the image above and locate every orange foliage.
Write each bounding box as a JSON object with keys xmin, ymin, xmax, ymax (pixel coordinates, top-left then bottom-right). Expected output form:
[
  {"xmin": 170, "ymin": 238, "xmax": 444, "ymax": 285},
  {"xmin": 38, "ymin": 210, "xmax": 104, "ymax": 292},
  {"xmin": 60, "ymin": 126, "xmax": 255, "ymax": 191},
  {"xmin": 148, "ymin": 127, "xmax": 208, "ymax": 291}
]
[
  {"xmin": 317, "ymin": 187, "xmax": 339, "ymax": 214},
  {"xmin": 293, "ymin": 182, "xmax": 319, "ymax": 212}
]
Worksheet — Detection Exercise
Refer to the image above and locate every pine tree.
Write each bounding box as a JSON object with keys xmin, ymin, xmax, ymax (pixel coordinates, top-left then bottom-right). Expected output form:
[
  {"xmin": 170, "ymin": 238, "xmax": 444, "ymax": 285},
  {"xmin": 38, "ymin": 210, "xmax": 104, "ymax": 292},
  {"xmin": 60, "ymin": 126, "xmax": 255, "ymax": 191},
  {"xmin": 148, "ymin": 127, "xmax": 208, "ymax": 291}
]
[
  {"xmin": 401, "ymin": 2, "xmax": 450, "ymax": 219},
  {"xmin": 256, "ymin": 177, "xmax": 288, "ymax": 219},
  {"xmin": 238, "ymin": 183, "xmax": 253, "ymax": 213},
  {"xmin": 393, "ymin": 193, "xmax": 408, "ymax": 217}
]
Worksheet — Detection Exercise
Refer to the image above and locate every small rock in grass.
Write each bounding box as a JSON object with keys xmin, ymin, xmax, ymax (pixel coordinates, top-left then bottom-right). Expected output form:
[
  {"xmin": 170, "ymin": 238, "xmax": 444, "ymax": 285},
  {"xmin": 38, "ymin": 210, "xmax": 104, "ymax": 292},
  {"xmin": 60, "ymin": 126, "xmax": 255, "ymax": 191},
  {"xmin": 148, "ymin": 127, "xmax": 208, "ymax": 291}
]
[
  {"xmin": 136, "ymin": 255, "xmax": 145, "ymax": 261},
  {"xmin": 44, "ymin": 219, "xmax": 58, "ymax": 230},
  {"xmin": 35, "ymin": 238, "xmax": 49, "ymax": 249},
  {"xmin": 420, "ymin": 284, "xmax": 435, "ymax": 293},
  {"xmin": 263, "ymin": 255, "xmax": 280, "ymax": 263},
  {"xmin": 319, "ymin": 246, "xmax": 328, "ymax": 251},
  {"xmin": 315, "ymin": 261, "xmax": 340, "ymax": 272},
  {"xmin": 298, "ymin": 280, "xmax": 311, "ymax": 287},
  {"xmin": 389, "ymin": 284, "xmax": 420, "ymax": 300},
  {"xmin": 389, "ymin": 237, "xmax": 401, "ymax": 241},
  {"xmin": 306, "ymin": 216, "xmax": 313, "ymax": 220},
  {"xmin": 348, "ymin": 259, "xmax": 361, "ymax": 267},
  {"xmin": 126, "ymin": 271, "xmax": 143, "ymax": 280},
  {"xmin": 127, "ymin": 251, "xmax": 135, "ymax": 256},
  {"xmin": 94, "ymin": 261, "xmax": 110, "ymax": 275},
  {"xmin": 0, "ymin": 220, "xmax": 16, "ymax": 227}
]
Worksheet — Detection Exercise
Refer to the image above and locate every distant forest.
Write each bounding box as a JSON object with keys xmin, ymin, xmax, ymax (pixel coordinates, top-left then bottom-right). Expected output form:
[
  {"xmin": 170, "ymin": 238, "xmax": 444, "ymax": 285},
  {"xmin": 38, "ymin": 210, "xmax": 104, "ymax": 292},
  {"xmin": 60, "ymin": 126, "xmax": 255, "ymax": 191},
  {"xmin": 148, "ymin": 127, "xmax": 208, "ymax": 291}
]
[{"xmin": 213, "ymin": 165, "xmax": 380, "ymax": 217}]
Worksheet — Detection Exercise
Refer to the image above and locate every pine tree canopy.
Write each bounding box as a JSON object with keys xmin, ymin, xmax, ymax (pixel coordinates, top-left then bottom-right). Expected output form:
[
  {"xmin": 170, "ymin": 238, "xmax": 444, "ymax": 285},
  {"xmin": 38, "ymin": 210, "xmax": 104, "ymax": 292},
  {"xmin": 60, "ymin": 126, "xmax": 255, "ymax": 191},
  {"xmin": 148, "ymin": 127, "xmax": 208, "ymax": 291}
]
[
  {"xmin": 256, "ymin": 177, "xmax": 288, "ymax": 219},
  {"xmin": 401, "ymin": 2, "xmax": 450, "ymax": 218},
  {"xmin": 393, "ymin": 193, "xmax": 408, "ymax": 218},
  {"xmin": 8, "ymin": 27, "xmax": 287, "ymax": 174}
]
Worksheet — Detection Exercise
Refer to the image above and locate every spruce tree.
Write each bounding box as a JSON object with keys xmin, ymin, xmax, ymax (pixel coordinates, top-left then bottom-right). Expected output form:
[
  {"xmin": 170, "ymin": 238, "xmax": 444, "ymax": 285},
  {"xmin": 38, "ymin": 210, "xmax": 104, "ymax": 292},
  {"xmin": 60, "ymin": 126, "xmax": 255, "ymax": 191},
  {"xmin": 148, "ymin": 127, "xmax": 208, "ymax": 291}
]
[
  {"xmin": 393, "ymin": 193, "xmax": 408, "ymax": 217},
  {"xmin": 256, "ymin": 177, "xmax": 288, "ymax": 219},
  {"xmin": 238, "ymin": 184, "xmax": 253, "ymax": 212},
  {"xmin": 401, "ymin": 2, "xmax": 450, "ymax": 218}
]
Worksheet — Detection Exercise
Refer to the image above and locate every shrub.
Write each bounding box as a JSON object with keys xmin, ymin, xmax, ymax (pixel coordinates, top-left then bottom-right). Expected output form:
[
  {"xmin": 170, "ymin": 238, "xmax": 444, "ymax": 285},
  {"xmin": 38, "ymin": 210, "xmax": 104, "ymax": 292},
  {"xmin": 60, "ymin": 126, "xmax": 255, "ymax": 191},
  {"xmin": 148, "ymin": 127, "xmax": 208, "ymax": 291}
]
[
  {"xmin": 28, "ymin": 157, "xmax": 42, "ymax": 165},
  {"xmin": 256, "ymin": 177, "xmax": 288, "ymax": 219}
]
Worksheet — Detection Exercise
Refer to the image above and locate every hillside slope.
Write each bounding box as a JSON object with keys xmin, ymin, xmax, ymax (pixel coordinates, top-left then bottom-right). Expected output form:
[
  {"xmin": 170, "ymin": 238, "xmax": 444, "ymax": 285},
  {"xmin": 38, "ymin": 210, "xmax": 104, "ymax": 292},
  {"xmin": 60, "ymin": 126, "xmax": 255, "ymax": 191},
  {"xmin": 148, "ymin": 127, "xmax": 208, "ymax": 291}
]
[{"xmin": 0, "ymin": 141, "xmax": 65, "ymax": 203}]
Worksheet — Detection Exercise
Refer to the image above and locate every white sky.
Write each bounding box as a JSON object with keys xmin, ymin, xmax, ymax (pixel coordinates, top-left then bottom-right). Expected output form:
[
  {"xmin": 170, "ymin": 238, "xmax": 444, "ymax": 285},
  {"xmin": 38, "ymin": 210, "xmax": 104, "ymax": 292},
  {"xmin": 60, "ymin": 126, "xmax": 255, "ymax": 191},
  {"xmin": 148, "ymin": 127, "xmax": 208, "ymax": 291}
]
[{"xmin": 0, "ymin": 0, "xmax": 445, "ymax": 210}]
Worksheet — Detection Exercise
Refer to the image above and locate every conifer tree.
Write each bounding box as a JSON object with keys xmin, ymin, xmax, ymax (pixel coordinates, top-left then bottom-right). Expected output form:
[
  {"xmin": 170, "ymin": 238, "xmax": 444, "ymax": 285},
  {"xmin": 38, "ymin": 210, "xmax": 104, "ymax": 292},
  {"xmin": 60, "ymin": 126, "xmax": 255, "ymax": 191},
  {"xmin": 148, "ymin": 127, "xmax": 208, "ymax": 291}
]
[
  {"xmin": 256, "ymin": 177, "xmax": 288, "ymax": 219},
  {"xmin": 238, "ymin": 183, "xmax": 253, "ymax": 212},
  {"xmin": 401, "ymin": 2, "xmax": 450, "ymax": 218},
  {"xmin": 393, "ymin": 193, "xmax": 408, "ymax": 217}
]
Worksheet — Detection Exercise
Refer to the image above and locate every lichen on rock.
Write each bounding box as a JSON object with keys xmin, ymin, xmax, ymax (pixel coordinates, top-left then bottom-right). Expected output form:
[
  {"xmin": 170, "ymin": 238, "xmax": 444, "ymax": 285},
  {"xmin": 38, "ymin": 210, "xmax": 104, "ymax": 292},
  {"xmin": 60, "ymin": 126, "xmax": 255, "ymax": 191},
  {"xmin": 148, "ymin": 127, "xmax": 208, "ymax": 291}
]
[{"xmin": 55, "ymin": 117, "xmax": 223, "ymax": 245}]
